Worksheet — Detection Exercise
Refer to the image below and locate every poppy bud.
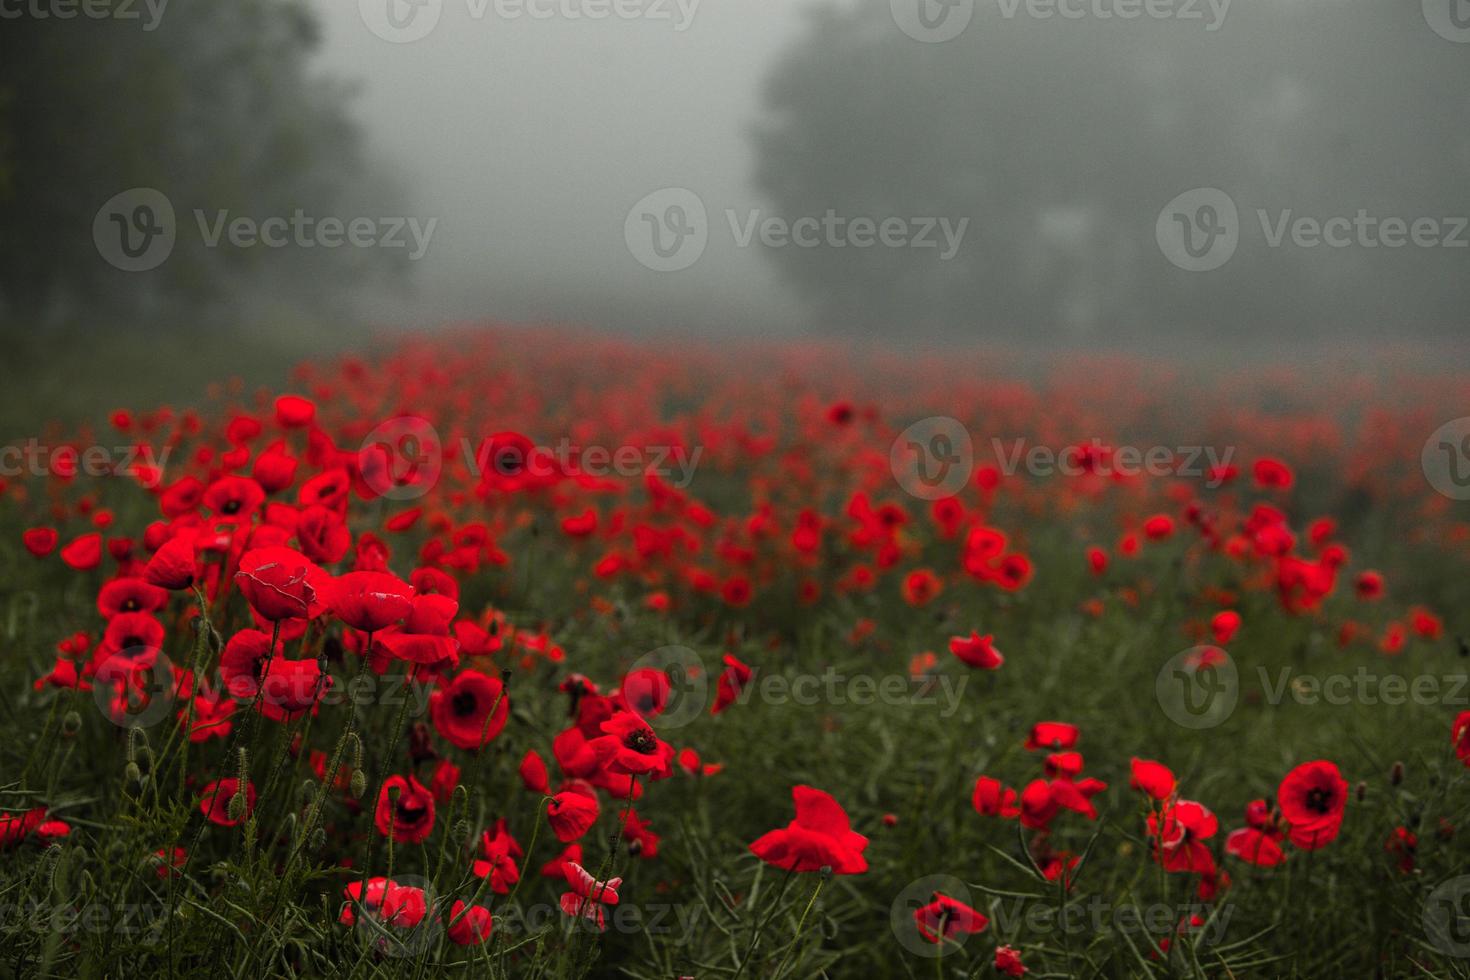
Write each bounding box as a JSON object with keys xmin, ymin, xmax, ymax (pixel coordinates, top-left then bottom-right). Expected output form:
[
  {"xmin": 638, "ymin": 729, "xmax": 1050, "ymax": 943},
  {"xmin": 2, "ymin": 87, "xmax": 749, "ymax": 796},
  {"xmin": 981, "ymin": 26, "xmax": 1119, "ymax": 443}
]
[
  {"xmin": 350, "ymin": 770, "xmax": 368, "ymax": 800},
  {"xmin": 124, "ymin": 762, "xmax": 143, "ymax": 787},
  {"xmin": 61, "ymin": 711, "xmax": 82, "ymax": 737},
  {"xmin": 281, "ymin": 812, "xmax": 297, "ymax": 842},
  {"xmin": 1390, "ymin": 761, "xmax": 1405, "ymax": 786},
  {"xmin": 309, "ymin": 828, "xmax": 326, "ymax": 852},
  {"xmin": 227, "ymin": 789, "xmax": 248, "ymax": 822}
]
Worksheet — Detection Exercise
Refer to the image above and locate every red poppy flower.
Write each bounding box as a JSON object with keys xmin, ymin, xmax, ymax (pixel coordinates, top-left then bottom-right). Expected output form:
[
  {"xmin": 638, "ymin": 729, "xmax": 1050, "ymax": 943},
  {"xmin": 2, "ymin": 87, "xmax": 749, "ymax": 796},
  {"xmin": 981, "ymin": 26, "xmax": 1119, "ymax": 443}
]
[
  {"xmin": 589, "ymin": 711, "xmax": 675, "ymax": 780},
  {"xmin": 520, "ymin": 749, "xmax": 550, "ymax": 792},
  {"xmin": 202, "ymin": 476, "xmax": 266, "ymax": 520},
  {"xmin": 328, "ymin": 571, "xmax": 414, "ymax": 633},
  {"xmin": 296, "ymin": 505, "xmax": 351, "ymax": 565},
  {"xmin": 559, "ymin": 861, "xmax": 622, "ymax": 931},
  {"xmin": 22, "ymin": 527, "xmax": 58, "ymax": 558},
  {"xmin": 199, "ymin": 778, "xmax": 255, "ymax": 827},
  {"xmin": 1129, "ymin": 758, "xmax": 1176, "ymax": 802},
  {"xmin": 375, "ymin": 775, "xmax": 436, "ymax": 844},
  {"xmin": 973, "ymin": 776, "xmax": 1021, "ymax": 818},
  {"xmin": 620, "ymin": 809, "xmax": 660, "ymax": 858},
  {"xmin": 430, "ymin": 670, "xmax": 510, "ymax": 750},
  {"xmin": 61, "ymin": 532, "xmax": 103, "ymax": 571},
  {"xmin": 1148, "ymin": 799, "xmax": 1218, "ymax": 874},
  {"xmin": 1024, "ymin": 721, "xmax": 1078, "ymax": 751},
  {"xmin": 948, "ymin": 631, "xmax": 1004, "ymax": 670},
  {"xmin": 234, "ymin": 546, "xmax": 330, "ymax": 622},
  {"xmin": 472, "ymin": 820, "xmax": 523, "ymax": 894},
  {"xmin": 1225, "ymin": 827, "xmax": 1286, "ymax": 867},
  {"xmin": 902, "ymin": 568, "xmax": 942, "ymax": 607},
  {"xmin": 447, "ymin": 902, "xmax": 493, "ymax": 946},
  {"xmin": 541, "ymin": 843, "xmax": 583, "ymax": 879},
  {"xmin": 219, "ymin": 629, "xmax": 284, "ymax": 700},
  {"xmin": 749, "ymin": 785, "xmax": 868, "ymax": 875},
  {"xmin": 274, "ymin": 395, "xmax": 316, "ymax": 428},
  {"xmin": 1277, "ymin": 760, "xmax": 1347, "ymax": 850},
  {"xmin": 97, "ymin": 578, "xmax": 168, "ymax": 618},
  {"xmin": 711, "ymin": 654, "xmax": 752, "ymax": 714},
  {"xmin": 913, "ymin": 892, "xmax": 988, "ymax": 944},
  {"xmin": 996, "ymin": 944, "xmax": 1027, "ymax": 977},
  {"xmin": 619, "ymin": 667, "xmax": 670, "ymax": 717},
  {"xmin": 144, "ymin": 534, "xmax": 200, "ymax": 590},
  {"xmin": 339, "ymin": 878, "xmax": 427, "ymax": 929},
  {"xmin": 1453, "ymin": 711, "xmax": 1470, "ymax": 767},
  {"xmin": 547, "ymin": 791, "xmax": 600, "ymax": 842},
  {"xmin": 1210, "ymin": 610, "xmax": 1241, "ymax": 644},
  {"xmin": 257, "ymin": 656, "xmax": 328, "ymax": 722}
]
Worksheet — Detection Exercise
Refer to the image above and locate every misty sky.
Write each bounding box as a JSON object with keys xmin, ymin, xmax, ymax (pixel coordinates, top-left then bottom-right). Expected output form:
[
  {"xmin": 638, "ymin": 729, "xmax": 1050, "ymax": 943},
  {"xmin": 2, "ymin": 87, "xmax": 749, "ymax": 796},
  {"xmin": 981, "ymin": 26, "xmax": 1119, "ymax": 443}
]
[{"xmin": 310, "ymin": 0, "xmax": 808, "ymax": 333}]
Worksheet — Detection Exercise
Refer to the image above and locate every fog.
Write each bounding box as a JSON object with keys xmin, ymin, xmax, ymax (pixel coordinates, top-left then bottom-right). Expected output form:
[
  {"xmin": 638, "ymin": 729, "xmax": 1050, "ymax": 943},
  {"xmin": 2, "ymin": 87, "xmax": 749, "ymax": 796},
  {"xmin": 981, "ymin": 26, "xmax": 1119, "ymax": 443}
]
[
  {"xmin": 308, "ymin": 0, "xmax": 809, "ymax": 334},
  {"xmin": 1, "ymin": 0, "xmax": 1467, "ymax": 347}
]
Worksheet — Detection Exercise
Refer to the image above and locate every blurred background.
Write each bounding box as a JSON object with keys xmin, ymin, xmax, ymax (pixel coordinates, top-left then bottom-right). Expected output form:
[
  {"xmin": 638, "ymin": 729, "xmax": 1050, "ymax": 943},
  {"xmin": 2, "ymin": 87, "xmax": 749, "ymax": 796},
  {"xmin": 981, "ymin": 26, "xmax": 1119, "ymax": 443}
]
[{"xmin": 1, "ymin": 0, "xmax": 1467, "ymax": 414}]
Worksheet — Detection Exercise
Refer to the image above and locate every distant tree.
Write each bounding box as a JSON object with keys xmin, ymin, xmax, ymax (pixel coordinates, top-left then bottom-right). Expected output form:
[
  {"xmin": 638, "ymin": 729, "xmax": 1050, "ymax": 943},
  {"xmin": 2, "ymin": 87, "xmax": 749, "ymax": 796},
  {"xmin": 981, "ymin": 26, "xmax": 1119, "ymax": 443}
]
[
  {"xmin": 0, "ymin": 0, "xmax": 402, "ymax": 325},
  {"xmin": 752, "ymin": 1, "xmax": 1470, "ymax": 340}
]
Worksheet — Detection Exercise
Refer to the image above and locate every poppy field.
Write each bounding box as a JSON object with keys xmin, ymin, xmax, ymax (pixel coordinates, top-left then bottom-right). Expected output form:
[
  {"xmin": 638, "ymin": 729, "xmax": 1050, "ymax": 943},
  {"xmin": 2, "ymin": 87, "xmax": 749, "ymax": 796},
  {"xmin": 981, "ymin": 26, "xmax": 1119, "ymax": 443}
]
[{"xmin": 2, "ymin": 326, "xmax": 1469, "ymax": 979}]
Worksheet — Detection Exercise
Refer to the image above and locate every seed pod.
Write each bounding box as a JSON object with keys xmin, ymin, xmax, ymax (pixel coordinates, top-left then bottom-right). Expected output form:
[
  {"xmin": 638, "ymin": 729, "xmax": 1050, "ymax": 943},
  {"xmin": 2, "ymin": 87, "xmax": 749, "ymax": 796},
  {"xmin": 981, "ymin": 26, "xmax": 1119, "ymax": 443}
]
[
  {"xmin": 61, "ymin": 711, "xmax": 82, "ymax": 737},
  {"xmin": 1355, "ymin": 781, "xmax": 1367, "ymax": 802},
  {"xmin": 1390, "ymin": 761, "xmax": 1405, "ymax": 786}
]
